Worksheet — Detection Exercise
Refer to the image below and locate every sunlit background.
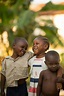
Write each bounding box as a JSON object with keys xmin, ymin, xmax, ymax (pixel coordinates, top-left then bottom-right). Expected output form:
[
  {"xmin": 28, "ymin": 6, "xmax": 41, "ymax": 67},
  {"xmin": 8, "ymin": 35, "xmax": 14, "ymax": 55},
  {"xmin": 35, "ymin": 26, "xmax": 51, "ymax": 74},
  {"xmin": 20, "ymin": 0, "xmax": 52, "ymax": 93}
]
[
  {"xmin": 0, "ymin": 0, "xmax": 64, "ymax": 95},
  {"xmin": 30, "ymin": 0, "xmax": 64, "ymax": 52},
  {"xmin": 0, "ymin": 0, "xmax": 64, "ymax": 57}
]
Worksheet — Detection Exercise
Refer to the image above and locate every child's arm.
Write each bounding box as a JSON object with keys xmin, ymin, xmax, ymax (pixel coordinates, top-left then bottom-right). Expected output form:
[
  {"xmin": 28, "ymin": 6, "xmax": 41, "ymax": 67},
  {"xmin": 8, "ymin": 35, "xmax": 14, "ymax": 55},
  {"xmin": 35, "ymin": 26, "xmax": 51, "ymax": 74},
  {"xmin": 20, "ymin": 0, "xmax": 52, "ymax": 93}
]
[
  {"xmin": 27, "ymin": 51, "xmax": 34, "ymax": 60},
  {"xmin": 37, "ymin": 71, "xmax": 44, "ymax": 96},
  {"xmin": 57, "ymin": 66, "xmax": 63, "ymax": 90},
  {"xmin": 1, "ymin": 59, "xmax": 6, "ymax": 96},
  {"xmin": 57, "ymin": 66, "xmax": 63, "ymax": 77},
  {"xmin": 62, "ymin": 74, "xmax": 64, "ymax": 90},
  {"xmin": 1, "ymin": 74, "xmax": 6, "ymax": 96}
]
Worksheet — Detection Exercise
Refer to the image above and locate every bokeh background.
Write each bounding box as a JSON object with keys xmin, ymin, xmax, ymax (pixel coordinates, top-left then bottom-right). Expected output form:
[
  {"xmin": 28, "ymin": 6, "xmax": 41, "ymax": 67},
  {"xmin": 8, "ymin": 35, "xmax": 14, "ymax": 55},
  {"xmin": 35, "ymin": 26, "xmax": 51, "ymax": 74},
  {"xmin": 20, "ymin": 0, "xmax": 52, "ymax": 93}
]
[{"xmin": 0, "ymin": 0, "xmax": 64, "ymax": 95}]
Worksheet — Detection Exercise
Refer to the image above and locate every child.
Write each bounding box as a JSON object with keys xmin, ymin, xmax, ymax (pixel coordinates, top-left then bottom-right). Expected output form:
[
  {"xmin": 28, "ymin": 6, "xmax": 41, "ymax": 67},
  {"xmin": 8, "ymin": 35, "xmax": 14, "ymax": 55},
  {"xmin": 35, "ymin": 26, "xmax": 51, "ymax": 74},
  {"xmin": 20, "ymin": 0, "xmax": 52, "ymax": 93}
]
[
  {"xmin": 1, "ymin": 37, "xmax": 33, "ymax": 96},
  {"xmin": 37, "ymin": 50, "xmax": 64, "ymax": 96},
  {"xmin": 28, "ymin": 36, "xmax": 63, "ymax": 96}
]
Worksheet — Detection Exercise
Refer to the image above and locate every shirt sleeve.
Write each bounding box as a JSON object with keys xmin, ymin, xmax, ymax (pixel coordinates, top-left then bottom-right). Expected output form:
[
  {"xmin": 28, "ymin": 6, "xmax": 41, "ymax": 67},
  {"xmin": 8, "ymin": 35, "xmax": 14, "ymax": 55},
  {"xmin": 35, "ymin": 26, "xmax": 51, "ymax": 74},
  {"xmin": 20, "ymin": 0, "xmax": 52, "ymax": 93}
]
[
  {"xmin": 28, "ymin": 58, "xmax": 32, "ymax": 67},
  {"xmin": 27, "ymin": 51, "xmax": 34, "ymax": 60},
  {"xmin": 28, "ymin": 57, "xmax": 34, "ymax": 75},
  {"xmin": 1, "ymin": 59, "xmax": 6, "ymax": 77}
]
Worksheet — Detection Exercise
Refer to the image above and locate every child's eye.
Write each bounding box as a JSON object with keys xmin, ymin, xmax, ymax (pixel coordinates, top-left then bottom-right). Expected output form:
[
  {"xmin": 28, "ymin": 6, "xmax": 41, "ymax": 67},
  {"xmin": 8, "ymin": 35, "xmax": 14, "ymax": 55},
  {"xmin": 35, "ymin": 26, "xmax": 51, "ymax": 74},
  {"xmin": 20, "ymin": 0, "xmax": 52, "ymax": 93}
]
[
  {"xmin": 48, "ymin": 63, "xmax": 51, "ymax": 65},
  {"xmin": 21, "ymin": 46, "xmax": 26, "ymax": 50},
  {"xmin": 33, "ymin": 42, "xmax": 39, "ymax": 46},
  {"xmin": 54, "ymin": 63, "xmax": 59, "ymax": 65},
  {"xmin": 21, "ymin": 46, "xmax": 24, "ymax": 48}
]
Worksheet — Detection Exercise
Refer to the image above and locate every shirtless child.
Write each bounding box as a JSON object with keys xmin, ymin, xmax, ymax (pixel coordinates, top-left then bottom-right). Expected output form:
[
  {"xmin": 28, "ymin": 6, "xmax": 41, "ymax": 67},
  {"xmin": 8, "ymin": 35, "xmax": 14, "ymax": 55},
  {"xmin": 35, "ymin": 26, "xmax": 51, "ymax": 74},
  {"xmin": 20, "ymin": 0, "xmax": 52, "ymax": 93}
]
[{"xmin": 37, "ymin": 50, "xmax": 64, "ymax": 96}]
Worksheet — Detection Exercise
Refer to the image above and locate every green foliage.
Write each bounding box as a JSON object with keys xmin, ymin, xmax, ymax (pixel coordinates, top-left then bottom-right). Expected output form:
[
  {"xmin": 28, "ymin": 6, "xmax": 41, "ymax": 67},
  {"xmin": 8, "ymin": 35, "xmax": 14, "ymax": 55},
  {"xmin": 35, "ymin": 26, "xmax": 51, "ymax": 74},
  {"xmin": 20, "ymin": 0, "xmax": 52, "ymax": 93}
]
[
  {"xmin": 8, "ymin": 29, "xmax": 15, "ymax": 47},
  {"xmin": 0, "ymin": 2, "xmax": 14, "ymax": 34},
  {"xmin": 42, "ymin": 2, "xmax": 64, "ymax": 11},
  {"xmin": 39, "ymin": 25, "xmax": 63, "ymax": 47},
  {"xmin": 0, "ymin": 0, "xmax": 64, "ymax": 53},
  {"xmin": 17, "ymin": 10, "xmax": 35, "ymax": 29},
  {"xmin": 60, "ymin": 53, "xmax": 64, "ymax": 68}
]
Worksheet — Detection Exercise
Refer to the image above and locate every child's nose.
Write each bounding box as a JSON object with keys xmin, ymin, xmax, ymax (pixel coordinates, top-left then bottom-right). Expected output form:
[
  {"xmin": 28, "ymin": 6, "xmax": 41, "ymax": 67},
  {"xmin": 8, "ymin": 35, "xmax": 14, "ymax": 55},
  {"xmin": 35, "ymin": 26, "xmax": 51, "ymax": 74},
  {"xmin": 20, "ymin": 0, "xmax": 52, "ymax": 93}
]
[
  {"xmin": 22, "ymin": 48, "xmax": 26, "ymax": 51},
  {"xmin": 33, "ymin": 44, "xmax": 37, "ymax": 47},
  {"xmin": 52, "ymin": 65, "xmax": 56, "ymax": 67}
]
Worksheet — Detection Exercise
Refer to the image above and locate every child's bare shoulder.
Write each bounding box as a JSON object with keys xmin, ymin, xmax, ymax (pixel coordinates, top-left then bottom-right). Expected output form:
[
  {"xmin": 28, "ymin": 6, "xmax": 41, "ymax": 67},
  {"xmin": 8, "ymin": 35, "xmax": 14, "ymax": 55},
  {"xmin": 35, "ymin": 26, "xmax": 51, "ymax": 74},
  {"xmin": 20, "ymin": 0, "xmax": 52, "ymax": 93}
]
[{"xmin": 40, "ymin": 69, "xmax": 48, "ymax": 75}]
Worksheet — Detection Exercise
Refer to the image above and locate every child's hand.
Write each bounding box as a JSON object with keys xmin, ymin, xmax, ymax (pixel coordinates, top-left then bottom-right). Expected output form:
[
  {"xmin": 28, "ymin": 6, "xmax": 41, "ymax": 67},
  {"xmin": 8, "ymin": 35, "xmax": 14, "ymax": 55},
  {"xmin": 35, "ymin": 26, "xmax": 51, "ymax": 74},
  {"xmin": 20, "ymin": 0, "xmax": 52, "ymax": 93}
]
[
  {"xmin": 56, "ymin": 66, "xmax": 63, "ymax": 90},
  {"xmin": 56, "ymin": 77, "xmax": 62, "ymax": 90},
  {"xmin": 1, "ymin": 91, "xmax": 5, "ymax": 96},
  {"xmin": 56, "ymin": 83, "xmax": 62, "ymax": 90},
  {"xmin": 57, "ymin": 77, "xmax": 64, "ymax": 83}
]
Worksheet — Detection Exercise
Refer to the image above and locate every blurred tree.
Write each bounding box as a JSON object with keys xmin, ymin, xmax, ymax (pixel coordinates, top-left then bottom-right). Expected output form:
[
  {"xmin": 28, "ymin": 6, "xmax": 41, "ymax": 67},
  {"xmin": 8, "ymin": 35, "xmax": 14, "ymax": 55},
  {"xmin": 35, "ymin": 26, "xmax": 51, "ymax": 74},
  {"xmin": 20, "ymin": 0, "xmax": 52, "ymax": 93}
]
[
  {"xmin": 42, "ymin": 2, "xmax": 64, "ymax": 11},
  {"xmin": 0, "ymin": 0, "xmax": 64, "ymax": 49},
  {"xmin": 60, "ymin": 53, "xmax": 64, "ymax": 67}
]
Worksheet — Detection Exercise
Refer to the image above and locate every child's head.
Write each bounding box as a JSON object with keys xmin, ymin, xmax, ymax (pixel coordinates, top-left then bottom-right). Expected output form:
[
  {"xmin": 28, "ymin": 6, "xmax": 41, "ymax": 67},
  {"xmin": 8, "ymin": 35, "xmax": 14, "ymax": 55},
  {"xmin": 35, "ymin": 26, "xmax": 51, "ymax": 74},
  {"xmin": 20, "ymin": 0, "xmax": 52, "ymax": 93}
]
[
  {"xmin": 12, "ymin": 37, "xmax": 28, "ymax": 57},
  {"xmin": 45, "ymin": 50, "xmax": 60, "ymax": 72},
  {"xmin": 32, "ymin": 35, "xmax": 49, "ymax": 56}
]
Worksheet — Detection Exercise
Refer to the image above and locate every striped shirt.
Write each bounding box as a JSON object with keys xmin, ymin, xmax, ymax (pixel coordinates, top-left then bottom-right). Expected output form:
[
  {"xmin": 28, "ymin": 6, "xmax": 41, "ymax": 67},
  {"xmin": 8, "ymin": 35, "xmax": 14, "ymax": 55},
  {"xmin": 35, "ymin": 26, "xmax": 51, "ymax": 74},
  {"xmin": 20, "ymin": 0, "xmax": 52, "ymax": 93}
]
[{"xmin": 28, "ymin": 56, "xmax": 48, "ymax": 96}]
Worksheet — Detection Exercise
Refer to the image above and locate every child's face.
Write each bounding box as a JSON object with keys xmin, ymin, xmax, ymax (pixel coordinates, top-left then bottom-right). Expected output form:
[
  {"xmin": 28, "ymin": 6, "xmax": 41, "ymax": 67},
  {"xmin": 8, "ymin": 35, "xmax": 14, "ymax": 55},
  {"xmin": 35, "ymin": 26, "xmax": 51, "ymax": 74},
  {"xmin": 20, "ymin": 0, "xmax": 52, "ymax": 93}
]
[
  {"xmin": 32, "ymin": 38, "xmax": 47, "ymax": 55},
  {"xmin": 45, "ymin": 56, "xmax": 60, "ymax": 72},
  {"xmin": 13, "ymin": 40, "xmax": 28, "ymax": 57}
]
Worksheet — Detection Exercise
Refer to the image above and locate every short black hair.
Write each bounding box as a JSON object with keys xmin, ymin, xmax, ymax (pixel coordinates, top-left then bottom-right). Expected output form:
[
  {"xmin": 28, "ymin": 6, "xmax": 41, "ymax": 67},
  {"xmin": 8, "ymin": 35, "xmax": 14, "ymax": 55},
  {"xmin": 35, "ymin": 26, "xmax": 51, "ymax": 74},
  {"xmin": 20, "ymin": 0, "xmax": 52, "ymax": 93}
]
[
  {"xmin": 45, "ymin": 50, "xmax": 60, "ymax": 60},
  {"xmin": 13, "ymin": 37, "xmax": 28, "ymax": 49}
]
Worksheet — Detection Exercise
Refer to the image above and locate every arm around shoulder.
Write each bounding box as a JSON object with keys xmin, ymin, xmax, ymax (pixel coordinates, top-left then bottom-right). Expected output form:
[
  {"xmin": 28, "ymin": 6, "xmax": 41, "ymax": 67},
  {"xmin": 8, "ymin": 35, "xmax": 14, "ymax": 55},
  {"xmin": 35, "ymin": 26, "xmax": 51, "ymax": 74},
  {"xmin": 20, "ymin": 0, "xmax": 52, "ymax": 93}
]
[{"xmin": 57, "ymin": 66, "xmax": 63, "ymax": 77}]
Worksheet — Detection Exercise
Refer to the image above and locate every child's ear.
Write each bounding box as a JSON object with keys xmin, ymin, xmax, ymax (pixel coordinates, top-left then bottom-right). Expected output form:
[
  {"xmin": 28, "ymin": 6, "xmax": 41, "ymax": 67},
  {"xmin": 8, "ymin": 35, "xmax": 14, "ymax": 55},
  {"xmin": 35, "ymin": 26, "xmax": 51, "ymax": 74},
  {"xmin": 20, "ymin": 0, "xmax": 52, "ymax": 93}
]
[{"xmin": 44, "ymin": 44, "xmax": 48, "ymax": 49}]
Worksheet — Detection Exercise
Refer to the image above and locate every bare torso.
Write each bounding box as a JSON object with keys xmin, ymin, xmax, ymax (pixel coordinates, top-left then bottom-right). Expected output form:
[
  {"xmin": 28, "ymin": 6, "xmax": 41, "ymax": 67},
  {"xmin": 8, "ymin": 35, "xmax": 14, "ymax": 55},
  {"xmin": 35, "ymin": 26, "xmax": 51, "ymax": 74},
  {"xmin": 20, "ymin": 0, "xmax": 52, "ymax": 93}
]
[{"xmin": 41, "ymin": 69, "xmax": 59, "ymax": 96}]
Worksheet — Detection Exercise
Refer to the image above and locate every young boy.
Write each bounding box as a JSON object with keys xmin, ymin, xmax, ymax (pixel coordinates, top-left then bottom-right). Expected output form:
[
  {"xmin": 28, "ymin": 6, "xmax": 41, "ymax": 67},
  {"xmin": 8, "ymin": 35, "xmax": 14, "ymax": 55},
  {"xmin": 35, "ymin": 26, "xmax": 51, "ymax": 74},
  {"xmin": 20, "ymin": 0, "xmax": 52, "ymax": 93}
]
[
  {"xmin": 1, "ymin": 37, "xmax": 33, "ymax": 96},
  {"xmin": 37, "ymin": 50, "xmax": 64, "ymax": 96}
]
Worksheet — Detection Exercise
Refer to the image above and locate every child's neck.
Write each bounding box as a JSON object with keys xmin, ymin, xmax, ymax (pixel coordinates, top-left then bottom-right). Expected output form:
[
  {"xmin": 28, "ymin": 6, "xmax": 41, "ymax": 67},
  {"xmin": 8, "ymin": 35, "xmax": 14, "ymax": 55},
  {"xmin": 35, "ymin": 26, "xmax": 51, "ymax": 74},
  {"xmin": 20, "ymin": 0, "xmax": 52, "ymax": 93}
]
[
  {"xmin": 48, "ymin": 69, "xmax": 57, "ymax": 74},
  {"xmin": 36, "ymin": 53, "xmax": 45, "ymax": 58},
  {"xmin": 11, "ymin": 53, "xmax": 18, "ymax": 59}
]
